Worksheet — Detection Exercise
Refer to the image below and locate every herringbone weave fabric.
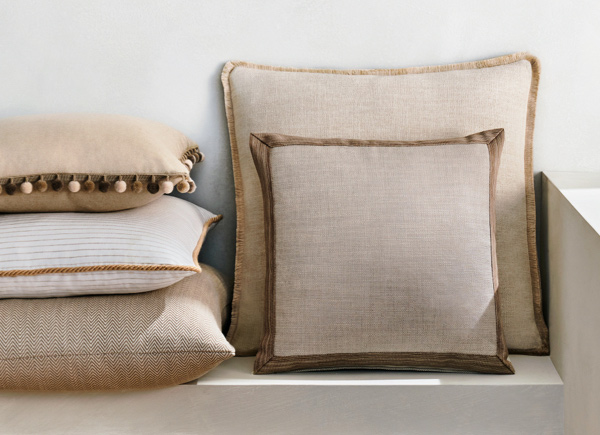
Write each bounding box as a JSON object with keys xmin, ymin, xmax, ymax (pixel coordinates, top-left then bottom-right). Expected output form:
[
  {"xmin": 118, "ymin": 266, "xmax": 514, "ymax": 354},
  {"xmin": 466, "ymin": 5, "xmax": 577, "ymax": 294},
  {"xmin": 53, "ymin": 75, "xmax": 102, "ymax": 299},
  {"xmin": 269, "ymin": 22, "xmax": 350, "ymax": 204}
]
[{"xmin": 0, "ymin": 264, "xmax": 234, "ymax": 391}]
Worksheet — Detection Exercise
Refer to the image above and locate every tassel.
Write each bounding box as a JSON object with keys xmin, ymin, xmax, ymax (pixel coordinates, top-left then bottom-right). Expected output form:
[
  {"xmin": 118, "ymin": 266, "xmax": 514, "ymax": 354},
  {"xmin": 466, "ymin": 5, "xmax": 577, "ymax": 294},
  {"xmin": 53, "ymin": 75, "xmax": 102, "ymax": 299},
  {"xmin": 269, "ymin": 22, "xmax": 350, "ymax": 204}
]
[
  {"xmin": 114, "ymin": 176, "xmax": 127, "ymax": 193},
  {"xmin": 20, "ymin": 179, "xmax": 33, "ymax": 194},
  {"xmin": 160, "ymin": 177, "xmax": 174, "ymax": 194},
  {"xmin": 68, "ymin": 176, "xmax": 81, "ymax": 193},
  {"xmin": 177, "ymin": 180, "xmax": 190, "ymax": 193},
  {"xmin": 99, "ymin": 176, "xmax": 110, "ymax": 193},
  {"xmin": 83, "ymin": 176, "xmax": 95, "ymax": 192},
  {"xmin": 132, "ymin": 175, "xmax": 144, "ymax": 193},
  {"xmin": 147, "ymin": 176, "xmax": 159, "ymax": 194},
  {"xmin": 35, "ymin": 177, "xmax": 48, "ymax": 193},
  {"xmin": 5, "ymin": 180, "xmax": 17, "ymax": 196},
  {"xmin": 51, "ymin": 175, "xmax": 64, "ymax": 192}
]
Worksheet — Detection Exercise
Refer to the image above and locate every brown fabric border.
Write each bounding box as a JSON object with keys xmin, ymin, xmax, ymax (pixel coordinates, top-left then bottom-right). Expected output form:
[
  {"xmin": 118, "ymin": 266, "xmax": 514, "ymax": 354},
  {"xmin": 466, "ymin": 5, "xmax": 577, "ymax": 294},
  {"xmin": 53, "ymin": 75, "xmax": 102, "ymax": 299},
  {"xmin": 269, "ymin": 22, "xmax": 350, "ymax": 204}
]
[
  {"xmin": 250, "ymin": 131, "xmax": 513, "ymax": 375},
  {"xmin": 221, "ymin": 53, "xmax": 548, "ymax": 356},
  {"xmin": 255, "ymin": 353, "xmax": 513, "ymax": 375}
]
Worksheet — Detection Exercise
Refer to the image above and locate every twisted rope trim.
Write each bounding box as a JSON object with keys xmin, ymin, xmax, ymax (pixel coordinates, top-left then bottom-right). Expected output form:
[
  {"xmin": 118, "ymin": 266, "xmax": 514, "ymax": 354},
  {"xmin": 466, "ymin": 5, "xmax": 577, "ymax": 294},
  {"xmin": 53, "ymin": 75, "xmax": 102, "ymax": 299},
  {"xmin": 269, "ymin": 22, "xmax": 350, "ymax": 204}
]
[{"xmin": 0, "ymin": 264, "xmax": 202, "ymax": 277}]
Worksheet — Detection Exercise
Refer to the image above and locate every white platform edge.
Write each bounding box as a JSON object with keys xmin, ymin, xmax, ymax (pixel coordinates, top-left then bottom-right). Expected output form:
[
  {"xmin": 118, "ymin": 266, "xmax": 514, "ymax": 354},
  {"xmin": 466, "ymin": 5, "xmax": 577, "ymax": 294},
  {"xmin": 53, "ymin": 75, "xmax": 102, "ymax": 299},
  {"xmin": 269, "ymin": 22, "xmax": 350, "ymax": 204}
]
[
  {"xmin": 0, "ymin": 355, "xmax": 563, "ymax": 435},
  {"xmin": 192, "ymin": 355, "xmax": 562, "ymax": 386},
  {"xmin": 544, "ymin": 171, "xmax": 600, "ymax": 435},
  {"xmin": 544, "ymin": 171, "xmax": 600, "ymax": 236}
]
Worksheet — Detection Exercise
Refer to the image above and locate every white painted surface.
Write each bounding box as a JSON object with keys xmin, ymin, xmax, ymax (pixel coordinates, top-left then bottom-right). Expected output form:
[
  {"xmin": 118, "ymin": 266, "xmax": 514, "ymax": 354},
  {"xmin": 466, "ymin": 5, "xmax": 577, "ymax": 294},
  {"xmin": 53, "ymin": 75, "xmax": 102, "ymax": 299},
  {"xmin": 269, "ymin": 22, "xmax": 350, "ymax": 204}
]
[
  {"xmin": 1, "ymin": 1, "xmax": 600, "ymax": 277},
  {"xmin": 545, "ymin": 172, "xmax": 600, "ymax": 234},
  {"xmin": 195, "ymin": 355, "xmax": 562, "ymax": 386},
  {"xmin": 0, "ymin": 356, "xmax": 563, "ymax": 434},
  {"xmin": 544, "ymin": 172, "xmax": 600, "ymax": 435}
]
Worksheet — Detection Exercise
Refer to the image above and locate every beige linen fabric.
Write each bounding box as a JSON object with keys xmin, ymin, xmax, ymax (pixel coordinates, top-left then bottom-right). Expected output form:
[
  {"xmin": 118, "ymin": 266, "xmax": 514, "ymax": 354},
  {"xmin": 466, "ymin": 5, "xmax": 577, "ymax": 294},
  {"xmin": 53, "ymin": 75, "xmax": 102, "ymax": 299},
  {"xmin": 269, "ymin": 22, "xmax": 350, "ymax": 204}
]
[
  {"xmin": 0, "ymin": 265, "xmax": 235, "ymax": 391},
  {"xmin": 0, "ymin": 113, "xmax": 201, "ymax": 212},
  {"xmin": 251, "ymin": 131, "xmax": 512, "ymax": 374},
  {"xmin": 222, "ymin": 53, "xmax": 548, "ymax": 355}
]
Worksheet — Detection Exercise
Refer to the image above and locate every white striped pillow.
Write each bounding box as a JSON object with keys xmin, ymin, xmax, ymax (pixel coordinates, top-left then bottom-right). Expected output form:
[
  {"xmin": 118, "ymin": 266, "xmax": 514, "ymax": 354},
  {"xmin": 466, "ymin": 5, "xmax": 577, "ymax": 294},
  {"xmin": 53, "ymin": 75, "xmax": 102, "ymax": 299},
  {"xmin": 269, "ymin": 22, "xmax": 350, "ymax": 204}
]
[{"xmin": 0, "ymin": 196, "xmax": 221, "ymax": 298}]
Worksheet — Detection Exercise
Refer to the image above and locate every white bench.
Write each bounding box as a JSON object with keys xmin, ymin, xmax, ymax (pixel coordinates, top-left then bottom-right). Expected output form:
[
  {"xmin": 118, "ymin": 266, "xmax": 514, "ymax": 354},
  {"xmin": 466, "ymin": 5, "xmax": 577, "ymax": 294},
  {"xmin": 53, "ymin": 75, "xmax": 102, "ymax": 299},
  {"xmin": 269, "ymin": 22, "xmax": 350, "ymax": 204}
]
[{"xmin": 4, "ymin": 171, "xmax": 600, "ymax": 434}]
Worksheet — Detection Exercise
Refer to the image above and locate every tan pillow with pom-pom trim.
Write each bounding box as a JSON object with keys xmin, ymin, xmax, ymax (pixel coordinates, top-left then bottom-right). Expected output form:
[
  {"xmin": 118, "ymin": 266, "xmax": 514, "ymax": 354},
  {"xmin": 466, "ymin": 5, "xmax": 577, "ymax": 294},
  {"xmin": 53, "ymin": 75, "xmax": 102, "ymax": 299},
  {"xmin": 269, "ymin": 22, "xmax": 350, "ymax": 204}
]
[{"xmin": 0, "ymin": 113, "xmax": 203, "ymax": 212}]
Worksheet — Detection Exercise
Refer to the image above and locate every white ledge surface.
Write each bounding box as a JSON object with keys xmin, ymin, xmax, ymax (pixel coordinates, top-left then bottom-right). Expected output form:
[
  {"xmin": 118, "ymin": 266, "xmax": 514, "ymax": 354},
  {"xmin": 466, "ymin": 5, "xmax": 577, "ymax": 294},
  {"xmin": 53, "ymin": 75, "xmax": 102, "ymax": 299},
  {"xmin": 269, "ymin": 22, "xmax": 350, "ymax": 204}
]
[
  {"xmin": 0, "ymin": 355, "xmax": 563, "ymax": 434},
  {"xmin": 193, "ymin": 355, "xmax": 562, "ymax": 386},
  {"xmin": 544, "ymin": 171, "xmax": 600, "ymax": 235},
  {"xmin": 544, "ymin": 171, "xmax": 600, "ymax": 435}
]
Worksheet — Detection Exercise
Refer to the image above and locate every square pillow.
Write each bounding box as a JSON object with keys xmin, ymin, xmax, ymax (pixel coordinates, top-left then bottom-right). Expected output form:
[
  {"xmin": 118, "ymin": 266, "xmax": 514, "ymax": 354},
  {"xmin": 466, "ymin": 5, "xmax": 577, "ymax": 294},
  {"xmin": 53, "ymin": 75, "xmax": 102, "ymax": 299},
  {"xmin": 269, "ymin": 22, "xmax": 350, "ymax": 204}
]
[
  {"xmin": 0, "ymin": 113, "xmax": 203, "ymax": 212},
  {"xmin": 222, "ymin": 53, "xmax": 548, "ymax": 355},
  {"xmin": 251, "ymin": 130, "xmax": 513, "ymax": 374},
  {"xmin": 0, "ymin": 265, "xmax": 235, "ymax": 391},
  {"xmin": 0, "ymin": 196, "xmax": 220, "ymax": 298}
]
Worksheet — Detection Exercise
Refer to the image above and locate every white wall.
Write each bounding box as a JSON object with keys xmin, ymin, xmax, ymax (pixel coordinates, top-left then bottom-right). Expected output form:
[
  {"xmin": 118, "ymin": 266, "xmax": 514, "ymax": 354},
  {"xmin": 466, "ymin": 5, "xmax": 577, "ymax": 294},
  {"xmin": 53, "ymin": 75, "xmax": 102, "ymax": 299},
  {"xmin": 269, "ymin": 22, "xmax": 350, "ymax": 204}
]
[{"xmin": 1, "ymin": 0, "xmax": 599, "ymax": 277}]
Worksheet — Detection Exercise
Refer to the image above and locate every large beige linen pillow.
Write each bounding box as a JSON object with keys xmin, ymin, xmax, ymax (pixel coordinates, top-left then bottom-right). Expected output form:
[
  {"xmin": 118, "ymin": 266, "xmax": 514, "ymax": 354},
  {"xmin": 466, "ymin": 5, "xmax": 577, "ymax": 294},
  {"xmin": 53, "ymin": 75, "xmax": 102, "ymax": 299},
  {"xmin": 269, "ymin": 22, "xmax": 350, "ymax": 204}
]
[
  {"xmin": 0, "ymin": 113, "xmax": 203, "ymax": 212},
  {"xmin": 222, "ymin": 53, "xmax": 548, "ymax": 356},
  {"xmin": 251, "ymin": 130, "xmax": 513, "ymax": 374},
  {"xmin": 0, "ymin": 265, "xmax": 234, "ymax": 391}
]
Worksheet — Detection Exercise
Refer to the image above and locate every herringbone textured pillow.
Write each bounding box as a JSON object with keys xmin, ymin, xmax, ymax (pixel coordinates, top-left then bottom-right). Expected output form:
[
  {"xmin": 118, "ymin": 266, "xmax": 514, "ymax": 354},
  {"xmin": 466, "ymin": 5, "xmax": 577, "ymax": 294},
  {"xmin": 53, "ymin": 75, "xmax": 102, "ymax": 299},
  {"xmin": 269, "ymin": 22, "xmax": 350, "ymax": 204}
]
[{"xmin": 0, "ymin": 264, "xmax": 234, "ymax": 391}]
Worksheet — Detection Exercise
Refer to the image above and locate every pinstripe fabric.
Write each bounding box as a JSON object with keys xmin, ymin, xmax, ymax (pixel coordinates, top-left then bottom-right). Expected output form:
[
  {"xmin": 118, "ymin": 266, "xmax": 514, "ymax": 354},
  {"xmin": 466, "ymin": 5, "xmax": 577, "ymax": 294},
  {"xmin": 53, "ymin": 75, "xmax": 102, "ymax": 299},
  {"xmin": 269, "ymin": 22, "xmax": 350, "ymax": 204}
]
[
  {"xmin": 0, "ymin": 196, "xmax": 221, "ymax": 298},
  {"xmin": 0, "ymin": 265, "xmax": 235, "ymax": 391}
]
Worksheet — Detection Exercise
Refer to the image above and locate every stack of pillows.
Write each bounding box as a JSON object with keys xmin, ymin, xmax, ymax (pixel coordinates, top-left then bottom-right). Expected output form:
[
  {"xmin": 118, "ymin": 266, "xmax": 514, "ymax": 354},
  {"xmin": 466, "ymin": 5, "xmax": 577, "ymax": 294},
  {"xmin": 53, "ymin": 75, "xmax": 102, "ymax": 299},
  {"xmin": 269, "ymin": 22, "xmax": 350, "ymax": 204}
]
[
  {"xmin": 0, "ymin": 114, "xmax": 234, "ymax": 390},
  {"xmin": 0, "ymin": 51, "xmax": 550, "ymax": 390}
]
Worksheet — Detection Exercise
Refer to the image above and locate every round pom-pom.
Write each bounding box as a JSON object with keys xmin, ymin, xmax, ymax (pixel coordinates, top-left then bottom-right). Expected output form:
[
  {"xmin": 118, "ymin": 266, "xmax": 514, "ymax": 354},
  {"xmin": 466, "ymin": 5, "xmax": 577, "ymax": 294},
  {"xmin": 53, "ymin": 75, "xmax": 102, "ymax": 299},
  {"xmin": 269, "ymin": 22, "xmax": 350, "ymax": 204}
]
[
  {"xmin": 197, "ymin": 152, "xmax": 205, "ymax": 162},
  {"xmin": 83, "ymin": 179, "xmax": 95, "ymax": 192},
  {"xmin": 51, "ymin": 179, "xmax": 64, "ymax": 192},
  {"xmin": 5, "ymin": 183, "xmax": 17, "ymax": 195},
  {"xmin": 177, "ymin": 180, "xmax": 190, "ymax": 193},
  {"xmin": 147, "ymin": 182, "xmax": 160, "ymax": 194},
  {"xmin": 35, "ymin": 180, "xmax": 48, "ymax": 193},
  {"xmin": 68, "ymin": 180, "xmax": 81, "ymax": 193},
  {"xmin": 20, "ymin": 181, "xmax": 33, "ymax": 194},
  {"xmin": 184, "ymin": 159, "xmax": 193, "ymax": 171},
  {"xmin": 99, "ymin": 180, "xmax": 110, "ymax": 193},
  {"xmin": 132, "ymin": 180, "xmax": 144, "ymax": 193},
  {"xmin": 189, "ymin": 154, "xmax": 197, "ymax": 164},
  {"xmin": 0, "ymin": 184, "xmax": 3, "ymax": 195},
  {"xmin": 114, "ymin": 180, "xmax": 127, "ymax": 193},
  {"xmin": 188, "ymin": 180, "xmax": 197, "ymax": 193},
  {"xmin": 160, "ymin": 180, "xmax": 174, "ymax": 194}
]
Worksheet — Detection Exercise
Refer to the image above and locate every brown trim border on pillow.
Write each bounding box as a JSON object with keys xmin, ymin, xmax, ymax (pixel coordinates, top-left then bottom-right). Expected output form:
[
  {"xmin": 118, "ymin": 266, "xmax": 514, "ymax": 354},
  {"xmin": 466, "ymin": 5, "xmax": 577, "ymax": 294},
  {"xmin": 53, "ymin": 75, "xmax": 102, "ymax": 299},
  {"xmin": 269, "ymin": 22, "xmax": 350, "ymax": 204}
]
[
  {"xmin": 221, "ymin": 53, "xmax": 549, "ymax": 356},
  {"xmin": 251, "ymin": 130, "xmax": 513, "ymax": 375}
]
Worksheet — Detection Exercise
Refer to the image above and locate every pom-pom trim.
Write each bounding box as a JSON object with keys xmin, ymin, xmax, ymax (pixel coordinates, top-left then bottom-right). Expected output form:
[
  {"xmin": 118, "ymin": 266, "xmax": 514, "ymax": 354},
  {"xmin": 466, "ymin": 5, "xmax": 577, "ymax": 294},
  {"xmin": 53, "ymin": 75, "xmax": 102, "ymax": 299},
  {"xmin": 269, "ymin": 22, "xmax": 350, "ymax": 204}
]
[{"xmin": 0, "ymin": 147, "xmax": 201, "ymax": 196}]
